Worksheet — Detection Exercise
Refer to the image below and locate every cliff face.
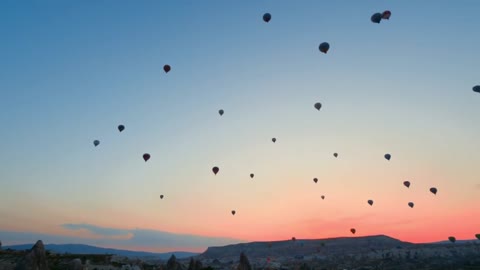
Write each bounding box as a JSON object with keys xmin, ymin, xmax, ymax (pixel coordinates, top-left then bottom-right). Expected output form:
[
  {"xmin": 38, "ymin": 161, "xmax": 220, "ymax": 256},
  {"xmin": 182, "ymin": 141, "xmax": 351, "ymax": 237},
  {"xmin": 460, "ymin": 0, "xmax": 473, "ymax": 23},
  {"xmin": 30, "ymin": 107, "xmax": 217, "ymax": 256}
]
[{"xmin": 198, "ymin": 235, "xmax": 412, "ymax": 260}]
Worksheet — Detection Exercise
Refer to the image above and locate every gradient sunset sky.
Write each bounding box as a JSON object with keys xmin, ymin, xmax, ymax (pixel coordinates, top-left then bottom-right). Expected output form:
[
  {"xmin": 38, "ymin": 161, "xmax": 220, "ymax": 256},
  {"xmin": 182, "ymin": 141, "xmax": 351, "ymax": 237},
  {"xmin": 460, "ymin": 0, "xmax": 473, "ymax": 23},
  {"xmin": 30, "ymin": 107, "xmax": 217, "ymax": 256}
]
[{"xmin": 1, "ymin": 0, "xmax": 479, "ymax": 253}]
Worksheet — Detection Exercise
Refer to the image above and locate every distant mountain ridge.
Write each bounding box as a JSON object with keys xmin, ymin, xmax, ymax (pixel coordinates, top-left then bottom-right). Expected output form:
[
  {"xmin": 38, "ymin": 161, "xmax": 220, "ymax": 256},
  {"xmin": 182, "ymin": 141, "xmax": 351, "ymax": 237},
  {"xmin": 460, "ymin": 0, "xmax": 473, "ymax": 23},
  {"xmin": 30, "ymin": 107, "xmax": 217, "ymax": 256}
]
[{"xmin": 3, "ymin": 243, "xmax": 199, "ymax": 260}]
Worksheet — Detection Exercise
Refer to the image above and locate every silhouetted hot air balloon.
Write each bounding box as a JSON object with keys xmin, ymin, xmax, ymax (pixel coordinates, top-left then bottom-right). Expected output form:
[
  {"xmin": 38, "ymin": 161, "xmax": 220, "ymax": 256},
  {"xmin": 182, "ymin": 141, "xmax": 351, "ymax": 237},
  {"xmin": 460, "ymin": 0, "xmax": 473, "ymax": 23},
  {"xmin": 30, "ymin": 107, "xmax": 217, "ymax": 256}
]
[
  {"xmin": 143, "ymin": 153, "xmax": 151, "ymax": 162},
  {"xmin": 250, "ymin": 173, "xmax": 254, "ymax": 179},
  {"xmin": 403, "ymin": 181, "xmax": 411, "ymax": 188},
  {"xmin": 333, "ymin": 153, "xmax": 338, "ymax": 158},
  {"xmin": 118, "ymin": 125, "xmax": 125, "ymax": 132},
  {"xmin": 319, "ymin": 42, "xmax": 330, "ymax": 54},
  {"xmin": 314, "ymin": 102, "xmax": 322, "ymax": 111},
  {"xmin": 163, "ymin": 65, "xmax": 171, "ymax": 73},
  {"xmin": 448, "ymin": 236, "xmax": 456, "ymax": 243},
  {"xmin": 219, "ymin": 109, "xmax": 224, "ymax": 116},
  {"xmin": 408, "ymin": 202, "xmax": 414, "ymax": 208},
  {"xmin": 382, "ymin": 10, "xmax": 391, "ymax": 20},
  {"xmin": 313, "ymin": 178, "xmax": 318, "ymax": 183},
  {"xmin": 371, "ymin": 13, "xmax": 382, "ymax": 23},
  {"xmin": 384, "ymin": 154, "xmax": 391, "ymax": 161},
  {"xmin": 350, "ymin": 228, "xmax": 356, "ymax": 234},
  {"xmin": 475, "ymin": 234, "xmax": 480, "ymax": 240},
  {"xmin": 368, "ymin": 200, "xmax": 374, "ymax": 206},
  {"xmin": 93, "ymin": 140, "xmax": 100, "ymax": 147},
  {"xmin": 212, "ymin": 166, "xmax": 219, "ymax": 175},
  {"xmin": 292, "ymin": 237, "xmax": 296, "ymax": 241},
  {"xmin": 231, "ymin": 210, "xmax": 236, "ymax": 215},
  {"xmin": 160, "ymin": 195, "xmax": 164, "ymax": 199},
  {"xmin": 272, "ymin": 138, "xmax": 276, "ymax": 143},
  {"xmin": 473, "ymin": 85, "xmax": 480, "ymax": 93},
  {"xmin": 430, "ymin": 187, "xmax": 438, "ymax": 195},
  {"xmin": 321, "ymin": 195, "xmax": 325, "ymax": 200},
  {"xmin": 263, "ymin": 13, "xmax": 271, "ymax": 23}
]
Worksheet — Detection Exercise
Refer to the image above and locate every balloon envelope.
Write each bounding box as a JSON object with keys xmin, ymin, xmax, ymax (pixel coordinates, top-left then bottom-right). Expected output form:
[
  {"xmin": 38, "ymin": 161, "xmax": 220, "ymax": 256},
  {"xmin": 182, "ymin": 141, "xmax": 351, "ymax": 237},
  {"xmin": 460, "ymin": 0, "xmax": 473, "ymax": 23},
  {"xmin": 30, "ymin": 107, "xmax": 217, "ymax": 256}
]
[
  {"xmin": 314, "ymin": 102, "xmax": 322, "ymax": 110},
  {"xmin": 403, "ymin": 181, "xmax": 411, "ymax": 188},
  {"xmin": 313, "ymin": 178, "xmax": 318, "ymax": 183},
  {"xmin": 321, "ymin": 195, "xmax": 325, "ymax": 200},
  {"xmin": 430, "ymin": 187, "xmax": 438, "ymax": 195},
  {"xmin": 263, "ymin": 13, "xmax": 271, "ymax": 22},
  {"xmin": 319, "ymin": 42, "xmax": 330, "ymax": 54},
  {"xmin": 160, "ymin": 195, "xmax": 164, "ymax": 199},
  {"xmin": 408, "ymin": 202, "xmax": 414, "ymax": 208},
  {"xmin": 475, "ymin": 234, "xmax": 480, "ymax": 240},
  {"xmin": 250, "ymin": 173, "xmax": 254, "ymax": 178},
  {"xmin": 384, "ymin": 154, "xmax": 391, "ymax": 160},
  {"xmin": 93, "ymin": 140, "xmax": 100, "ymax": 147},
  {"xmin": 368, "ymin": 200, "xmax": 373, "ymax": 206},
  {"xmin": 143, "ymin": 153, "xmax": 151, "ymax": 162},
  {"xmin": 118, "ymin": 125, "xmax": 125, "ymax": 132},
  {"xmin": 371, "ymin": 13, "xmax": 382, "ymax": 23},
  {"xmin": 219, "ymin": 109, "xmax": 224, "ymax": 116},
  {"xmin": 212, "ymin": 166, "xmax": 219, "ymax": 175},
  {"xmin": 163, "ymin": 65, "xmax": 171, "ymax": 73},
  {"xmin": 382, "ymin": 10, "xmax": 391, "ymax": 20},
  {"xmin": 472, "ymin": 85, "xmax": 480, "ymax": 93},
  {"xmin": 350, "ymin": 228, "xmax": 356, "ymax": 234},
  {"xmin": 231, "ymin": 210, "xmax": 236, "ymax": 215},
  {"xmin": 448, "ymin": 236, "xmax": 456, "ymax": 243},
  {"xmin": 333, "ymin": 153, "xmax": 338, "ymax": 158},
  {"xmin": 272, "ymin": 138, "xmax": 276, "ymax": 143}
]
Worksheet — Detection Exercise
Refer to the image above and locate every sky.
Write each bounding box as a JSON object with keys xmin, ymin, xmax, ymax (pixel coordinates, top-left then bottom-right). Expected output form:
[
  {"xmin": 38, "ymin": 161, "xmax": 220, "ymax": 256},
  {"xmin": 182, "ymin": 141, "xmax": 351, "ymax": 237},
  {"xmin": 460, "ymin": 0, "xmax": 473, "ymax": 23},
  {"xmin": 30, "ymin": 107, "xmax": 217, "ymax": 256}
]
[{"xmin": 0, "ymin": 0, "xmax": 479, "ymax": 253}]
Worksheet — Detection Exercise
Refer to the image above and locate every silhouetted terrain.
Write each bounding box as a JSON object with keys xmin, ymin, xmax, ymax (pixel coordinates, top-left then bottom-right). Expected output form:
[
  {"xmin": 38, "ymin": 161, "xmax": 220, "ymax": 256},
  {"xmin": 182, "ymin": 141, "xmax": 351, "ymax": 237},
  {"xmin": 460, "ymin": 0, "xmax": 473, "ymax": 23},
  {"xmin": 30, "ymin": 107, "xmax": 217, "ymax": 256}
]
[
  {"xmin": 2, "ymin": 236, "xmax": 480, "ymax": 269},
  {"xmin": 3, "ymin": 243, "xmax": 198, "ymax": 260}
]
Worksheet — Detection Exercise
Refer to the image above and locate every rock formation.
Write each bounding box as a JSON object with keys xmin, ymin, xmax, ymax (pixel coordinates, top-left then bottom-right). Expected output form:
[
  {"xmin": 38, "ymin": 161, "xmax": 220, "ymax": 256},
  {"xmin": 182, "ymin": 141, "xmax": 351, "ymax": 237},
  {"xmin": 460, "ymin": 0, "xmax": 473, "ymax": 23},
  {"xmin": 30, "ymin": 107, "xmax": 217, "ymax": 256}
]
[
  {"xmin": 187, "ymin": 258, "xmax": 203, "ymax": 270},
  {"xmin": 68, "ymin": 258, "xmax": 83, "ymax": 270},
  {"xmin": 14, "ymin": 240, "xmax": 49, "ymax": 270},
  {"xmin": 237, "ymin": 252, "xmax": 251, "ymax": 270},
  {"xmin": 165, "ymin": 254, "xmax": 184, "ymax": 270}
]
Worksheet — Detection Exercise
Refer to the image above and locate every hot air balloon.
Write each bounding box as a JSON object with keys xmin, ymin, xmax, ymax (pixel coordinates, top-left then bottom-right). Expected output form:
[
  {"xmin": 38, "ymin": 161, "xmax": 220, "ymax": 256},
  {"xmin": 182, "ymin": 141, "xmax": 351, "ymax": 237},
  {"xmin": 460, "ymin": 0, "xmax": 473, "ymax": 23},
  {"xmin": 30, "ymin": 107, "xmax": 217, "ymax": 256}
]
[
  {"xmin": 319, "ymin": 42, "xmax": 330, "ymax": 54},
  {"xmin": 163, "ymin": 65, "xmax": 171, "ymax": 73},
  {"xmin": 368, "ymin": 200, "xmax": 374, "ymax": 206},
  {"xmin": 321, "ymin": 195, "xmax": 325, "ymax": 200},
  {"xmin": 371, "ymin": 13, "xmax": 382, "ymax": 23},
  {"xmin": 475, "ymin": 234, "xmax": 480, "ymax": 240},
  {"xmin": 272, "ymin": 138, "xmax": 276, "ymax": 143},
  {"xmin": 231, "ymin": 210, "xmax": 236, "ymax": 215},
  {"xmin": 250, "ymin": 173, "xmax": 254, "ymax": 178},
  {"xmin": 212, "ymin": 166, "xmax": 219, "ymax": 175},
  {"xmin": 333, "ymin": 153, "xmax": 338, "ymax": 158},
  {"xmin": 219, "ymin": 109, "xmax": 224, "ymax": 116},
  {"xmin": 382, "ymin": 10, "xmax": 392, "ymax": 20},
  {"xmin": 350, "ymin": 228, "xmax": 356, "ymax": 234},
  {"xmin": 448, "ymin": 236, "xmax": 456, "ymax": 243},
  {"xmin": 118, "ymin": 125, "xmax": 125, "ymax": 132},
  {"xmin": 384, "ymin": 154, "xmax": 391, "ymax": 161},
  {"xmin": 473, "ymin": 85, "xmax": 480, "ymax": 93},
  {"xmin": 263, "ymin": 13, "xmax": 271, "ymax": 23},
  {"xmin": 292, "ymin": 237, "xmax": 296, "ymax": 241},
  {"xmin": 430, "ymin": 187, "xmax": 438, "ymax": 195},
  {"xmin": 408, "ymin": 202, "xmax": 414, "ymax": 208},
  {"xmin": 143, "ymin": 153, "xmax": 151, "ymax": 162},
  {"xmin": 403, "ymin": 181, "xmax": 411, "ymax": 188},
  {"xmin": 313, "ymin": 178, "xmax": 318, "ymax": 183},
  {"xmin": 93, "ymin": 140, "xmax": 100, "ymax": 147},
  {"xmin": 314, "ymin": 102, "xmax": 322, "ymax": 111},
  {"xmin": 160, "ymin": 195, "xmax": 164, "ymax": 199}
]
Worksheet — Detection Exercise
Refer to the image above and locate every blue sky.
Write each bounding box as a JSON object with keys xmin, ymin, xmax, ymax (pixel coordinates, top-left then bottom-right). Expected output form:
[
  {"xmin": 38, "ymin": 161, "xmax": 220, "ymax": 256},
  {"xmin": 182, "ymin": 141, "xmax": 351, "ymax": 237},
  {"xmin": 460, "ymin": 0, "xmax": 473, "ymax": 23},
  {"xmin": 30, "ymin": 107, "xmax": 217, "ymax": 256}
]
[{"xmin": 0, "ymin": 0, "xmax": 479, "ymax": 252}]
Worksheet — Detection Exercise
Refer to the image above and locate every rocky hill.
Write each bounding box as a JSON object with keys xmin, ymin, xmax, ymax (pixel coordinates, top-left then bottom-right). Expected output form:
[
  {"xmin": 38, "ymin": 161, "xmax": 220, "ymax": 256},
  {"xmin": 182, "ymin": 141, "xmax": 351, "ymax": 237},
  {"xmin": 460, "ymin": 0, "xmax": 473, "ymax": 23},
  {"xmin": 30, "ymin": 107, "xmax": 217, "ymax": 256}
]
[{"xmin": 1, "ymin": 237, "xmax": 480, "ymax": 269}]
